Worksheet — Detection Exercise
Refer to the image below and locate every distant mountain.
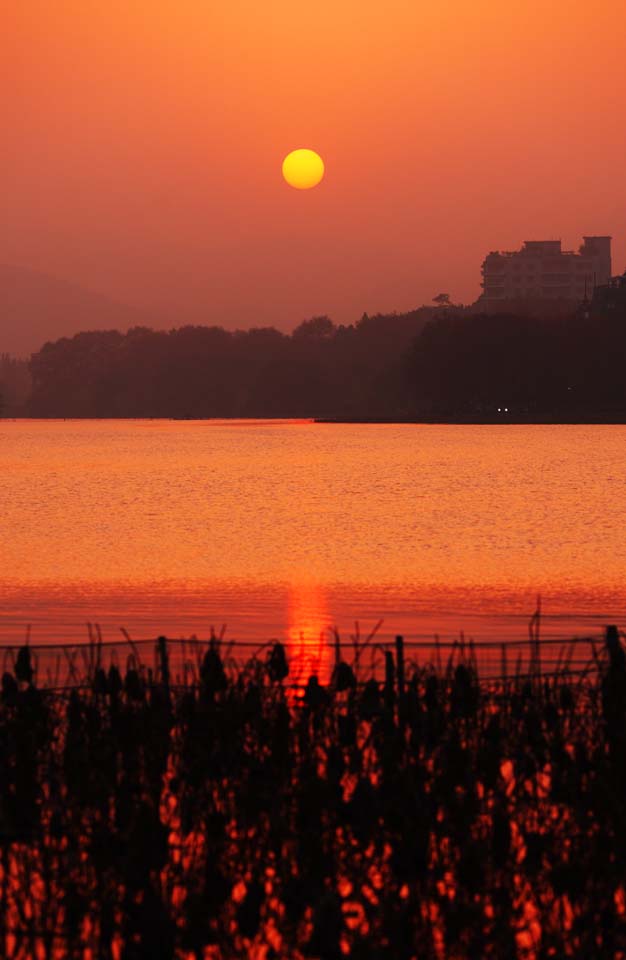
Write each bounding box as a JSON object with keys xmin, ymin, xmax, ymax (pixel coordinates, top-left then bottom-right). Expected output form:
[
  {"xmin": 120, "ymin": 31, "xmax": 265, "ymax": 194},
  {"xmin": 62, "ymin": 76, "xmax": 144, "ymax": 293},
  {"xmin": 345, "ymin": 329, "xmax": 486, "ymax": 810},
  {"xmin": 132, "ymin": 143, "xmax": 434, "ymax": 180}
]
[{"xmin": 0, "ymin": 263, "xmax": 163, "ymax": 357}]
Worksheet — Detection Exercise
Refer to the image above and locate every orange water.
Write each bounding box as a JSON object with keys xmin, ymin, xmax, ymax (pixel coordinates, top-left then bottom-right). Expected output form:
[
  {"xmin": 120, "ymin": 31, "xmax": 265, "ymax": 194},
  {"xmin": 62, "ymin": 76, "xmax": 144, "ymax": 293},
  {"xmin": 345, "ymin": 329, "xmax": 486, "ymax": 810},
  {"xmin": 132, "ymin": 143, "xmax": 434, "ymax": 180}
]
[{"xmin": 2, "ymin": 419, "xmax": 626, "ymax": 647}]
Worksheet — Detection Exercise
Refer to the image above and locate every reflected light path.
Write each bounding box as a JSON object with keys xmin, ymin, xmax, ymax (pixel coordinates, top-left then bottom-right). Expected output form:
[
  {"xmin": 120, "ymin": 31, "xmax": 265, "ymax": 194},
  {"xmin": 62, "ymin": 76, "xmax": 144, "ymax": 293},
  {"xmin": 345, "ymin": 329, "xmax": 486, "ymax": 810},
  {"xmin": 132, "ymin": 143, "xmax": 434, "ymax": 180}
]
[
  {"xmin": 286, "ymin": 581, "xmax": 333, "ymax": 688},
  {"xmin": 2, "ymin": 420, "xmax": 626, "ymax": 648}
]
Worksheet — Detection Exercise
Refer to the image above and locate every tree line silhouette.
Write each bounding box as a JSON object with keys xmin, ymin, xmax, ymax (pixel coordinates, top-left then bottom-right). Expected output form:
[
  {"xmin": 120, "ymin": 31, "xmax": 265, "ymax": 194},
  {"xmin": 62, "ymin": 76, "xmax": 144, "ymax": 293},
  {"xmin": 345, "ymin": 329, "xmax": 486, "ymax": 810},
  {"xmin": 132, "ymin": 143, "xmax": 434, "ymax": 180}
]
[
  {"xmin": 24, "ymin": 309, "xmax": 435, "ymax": 419},
  {"xmin": 408, "ymin": 305, "xmax": 626, "ymax": 419},
  {"xmin": 0, "ymin": 354, "xmax": 31, "ymax": 416},
  {"xmin": 3, "ymin": 296, "xmax": 626, "ymax": 419}
]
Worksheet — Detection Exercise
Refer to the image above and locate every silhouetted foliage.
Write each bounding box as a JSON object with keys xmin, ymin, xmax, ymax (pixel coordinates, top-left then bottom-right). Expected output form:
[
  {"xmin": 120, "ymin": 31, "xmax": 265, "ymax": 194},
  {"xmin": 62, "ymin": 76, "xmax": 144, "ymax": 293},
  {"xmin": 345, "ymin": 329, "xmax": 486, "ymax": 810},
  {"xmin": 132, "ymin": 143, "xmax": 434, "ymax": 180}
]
[
  {"xmin": 23, "ymin": 296, "xmax": 626, "ymax": 419},
  {"xmin": 0, "ymin": 354, "xmax": 31, "ymax": 415},
  {"xmin": 26, "ymin": 309, "xmax": 442, "ymax": 418},
  {"xmin": 1, "ymin": 629, "xmax": 626, "ymax": 957},
  {"xmin": 407, "ymin": 302, "xmax": 626, "ymax": 419}
]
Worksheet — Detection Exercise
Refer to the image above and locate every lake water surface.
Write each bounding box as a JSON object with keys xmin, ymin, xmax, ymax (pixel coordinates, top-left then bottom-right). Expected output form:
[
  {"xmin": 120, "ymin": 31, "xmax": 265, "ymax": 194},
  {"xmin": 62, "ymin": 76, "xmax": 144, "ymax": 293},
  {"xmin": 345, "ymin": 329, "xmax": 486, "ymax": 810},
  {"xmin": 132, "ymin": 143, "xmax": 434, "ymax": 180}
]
[{"xmin": 2, "ymin": 420, "xmax": 626, "ymax": 652}]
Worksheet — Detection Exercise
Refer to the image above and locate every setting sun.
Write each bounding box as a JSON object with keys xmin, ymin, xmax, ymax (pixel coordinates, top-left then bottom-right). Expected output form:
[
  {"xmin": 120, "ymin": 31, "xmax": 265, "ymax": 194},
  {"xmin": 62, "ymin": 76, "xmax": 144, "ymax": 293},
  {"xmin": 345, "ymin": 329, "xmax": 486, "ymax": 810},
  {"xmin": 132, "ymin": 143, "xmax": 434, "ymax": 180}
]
[{"xmin": 282, "ymin": 148, "xmax": 324, "ymax": 190}]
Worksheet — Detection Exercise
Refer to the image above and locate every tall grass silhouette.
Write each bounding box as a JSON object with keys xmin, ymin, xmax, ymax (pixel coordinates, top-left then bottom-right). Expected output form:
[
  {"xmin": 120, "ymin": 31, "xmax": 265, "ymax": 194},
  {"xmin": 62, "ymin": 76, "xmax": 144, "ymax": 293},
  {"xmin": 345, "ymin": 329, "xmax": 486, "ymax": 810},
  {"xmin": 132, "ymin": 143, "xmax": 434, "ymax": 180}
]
[{"xmin": 0, "ymin": 625, "xmax": 623, "ymax": 958}]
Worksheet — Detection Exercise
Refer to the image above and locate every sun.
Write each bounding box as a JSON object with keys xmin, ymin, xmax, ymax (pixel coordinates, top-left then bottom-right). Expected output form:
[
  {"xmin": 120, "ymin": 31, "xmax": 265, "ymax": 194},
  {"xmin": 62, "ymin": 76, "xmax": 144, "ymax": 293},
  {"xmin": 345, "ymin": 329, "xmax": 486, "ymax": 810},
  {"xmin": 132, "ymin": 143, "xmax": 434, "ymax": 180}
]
[{"xmin": 282, "ymin": 149, "xmax": 325, "ymax": 190}]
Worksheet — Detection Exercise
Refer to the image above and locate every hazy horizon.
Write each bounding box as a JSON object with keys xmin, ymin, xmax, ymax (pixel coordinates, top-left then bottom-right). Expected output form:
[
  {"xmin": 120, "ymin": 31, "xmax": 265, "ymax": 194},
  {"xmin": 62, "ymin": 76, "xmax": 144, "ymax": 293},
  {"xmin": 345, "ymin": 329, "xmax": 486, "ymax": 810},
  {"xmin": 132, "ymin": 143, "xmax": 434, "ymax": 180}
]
[{"xmin": 0, "ymin": 259, "xmax": 439, "ymax": 357}]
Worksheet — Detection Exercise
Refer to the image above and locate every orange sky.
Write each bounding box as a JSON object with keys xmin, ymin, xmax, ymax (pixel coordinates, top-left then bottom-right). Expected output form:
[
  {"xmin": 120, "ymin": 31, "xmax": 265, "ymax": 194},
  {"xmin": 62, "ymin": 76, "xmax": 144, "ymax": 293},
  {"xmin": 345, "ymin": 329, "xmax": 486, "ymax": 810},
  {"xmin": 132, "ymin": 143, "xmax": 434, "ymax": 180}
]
[{"xmin": 3, "ymin": 1, "xmax": 626, "ymax": 330}]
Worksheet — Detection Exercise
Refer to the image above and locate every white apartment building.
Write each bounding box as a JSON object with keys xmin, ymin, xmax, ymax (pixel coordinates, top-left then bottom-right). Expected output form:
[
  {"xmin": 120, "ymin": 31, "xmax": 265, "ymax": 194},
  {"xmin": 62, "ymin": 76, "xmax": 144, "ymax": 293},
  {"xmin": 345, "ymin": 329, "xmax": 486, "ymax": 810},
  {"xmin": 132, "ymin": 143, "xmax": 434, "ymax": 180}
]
[{"xmin": 480, "ymin": 236, "xmax": 612, "ymax": 305}]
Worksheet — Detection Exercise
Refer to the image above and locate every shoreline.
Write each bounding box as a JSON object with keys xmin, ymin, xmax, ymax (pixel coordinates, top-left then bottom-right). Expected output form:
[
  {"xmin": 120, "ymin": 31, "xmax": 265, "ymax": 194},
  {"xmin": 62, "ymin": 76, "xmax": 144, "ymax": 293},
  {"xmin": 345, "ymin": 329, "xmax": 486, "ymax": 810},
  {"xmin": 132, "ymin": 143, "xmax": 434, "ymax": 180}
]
[
  {"xmin": 5, "ymin": 414, "xmax": 626, "ymax": 425},
  {"xmin": 315, "ymin": 415, "xmax": 626, "ymax": 425}
]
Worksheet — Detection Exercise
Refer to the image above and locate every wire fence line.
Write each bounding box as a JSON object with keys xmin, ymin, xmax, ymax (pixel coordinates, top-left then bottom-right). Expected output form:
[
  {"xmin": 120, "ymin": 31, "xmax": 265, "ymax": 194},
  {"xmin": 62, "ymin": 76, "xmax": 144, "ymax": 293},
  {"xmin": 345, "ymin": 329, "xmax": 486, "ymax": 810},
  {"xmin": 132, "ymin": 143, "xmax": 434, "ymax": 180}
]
[{"xmin": 0, "ymin": 622, "xmax": 614, "ymax": 692}]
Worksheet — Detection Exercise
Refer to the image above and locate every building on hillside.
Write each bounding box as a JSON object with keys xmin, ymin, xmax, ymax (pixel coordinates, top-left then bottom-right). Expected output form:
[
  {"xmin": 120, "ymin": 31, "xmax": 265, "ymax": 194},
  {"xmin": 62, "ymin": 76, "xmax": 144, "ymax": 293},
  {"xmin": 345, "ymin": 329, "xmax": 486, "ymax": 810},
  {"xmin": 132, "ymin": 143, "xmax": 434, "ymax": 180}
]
[{"xmin": 479, "ymin": 236, "xmax": 612, "ymax": 308}]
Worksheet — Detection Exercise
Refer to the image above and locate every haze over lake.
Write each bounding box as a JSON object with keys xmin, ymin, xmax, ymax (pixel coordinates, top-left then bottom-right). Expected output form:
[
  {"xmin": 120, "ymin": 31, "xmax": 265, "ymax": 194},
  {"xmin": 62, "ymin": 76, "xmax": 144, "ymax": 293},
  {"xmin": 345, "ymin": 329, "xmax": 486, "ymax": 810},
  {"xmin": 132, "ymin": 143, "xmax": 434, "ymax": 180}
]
[{"xmin": 2, "ymin": 420, "xmax": 625, "ymax": 647}]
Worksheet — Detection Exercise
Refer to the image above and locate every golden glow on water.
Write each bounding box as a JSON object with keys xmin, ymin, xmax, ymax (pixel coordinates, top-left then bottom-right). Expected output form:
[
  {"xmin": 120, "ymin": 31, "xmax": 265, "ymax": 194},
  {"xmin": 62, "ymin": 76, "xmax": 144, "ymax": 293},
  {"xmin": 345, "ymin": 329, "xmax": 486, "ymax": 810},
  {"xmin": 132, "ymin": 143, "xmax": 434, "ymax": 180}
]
[
  {"xmin": 287, "ymin": 580, "xmax": 333, "ymax": 687},
  {"xmin": 2, "ymin": 419, "xmax": 626, "ymax": 645}
]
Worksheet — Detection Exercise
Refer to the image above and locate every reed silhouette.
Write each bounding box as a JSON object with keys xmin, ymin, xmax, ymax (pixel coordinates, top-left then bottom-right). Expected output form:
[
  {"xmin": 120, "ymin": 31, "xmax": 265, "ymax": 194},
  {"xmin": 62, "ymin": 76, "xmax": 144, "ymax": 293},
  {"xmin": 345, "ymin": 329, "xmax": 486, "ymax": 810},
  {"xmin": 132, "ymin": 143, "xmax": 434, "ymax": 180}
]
[{"xmin": 0, "ymin": 628, "xmax": 624, "ymax": 958}]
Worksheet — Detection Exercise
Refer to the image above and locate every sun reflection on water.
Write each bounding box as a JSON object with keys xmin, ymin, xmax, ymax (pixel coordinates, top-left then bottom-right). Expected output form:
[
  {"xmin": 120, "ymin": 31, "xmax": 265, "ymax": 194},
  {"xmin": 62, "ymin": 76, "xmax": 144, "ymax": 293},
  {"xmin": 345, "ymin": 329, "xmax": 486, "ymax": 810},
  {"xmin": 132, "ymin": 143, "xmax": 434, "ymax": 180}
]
[{"xmin": 286, "ymin": 581, "xmax": 333, "ymax": 689}]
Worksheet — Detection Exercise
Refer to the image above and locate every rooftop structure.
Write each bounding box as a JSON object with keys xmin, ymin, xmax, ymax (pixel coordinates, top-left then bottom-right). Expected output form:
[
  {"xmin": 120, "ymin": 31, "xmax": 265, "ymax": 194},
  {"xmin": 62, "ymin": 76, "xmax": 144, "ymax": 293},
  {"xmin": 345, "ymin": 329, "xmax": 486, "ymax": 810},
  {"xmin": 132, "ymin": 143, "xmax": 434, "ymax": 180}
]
[{"xmin": 480, "ymin": 236, "xmax": 612, "ymax": 306}]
